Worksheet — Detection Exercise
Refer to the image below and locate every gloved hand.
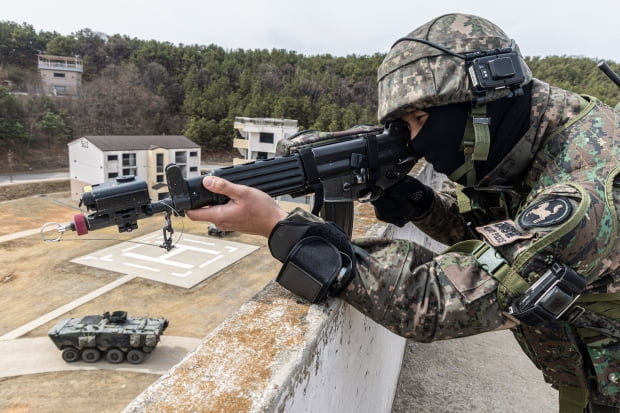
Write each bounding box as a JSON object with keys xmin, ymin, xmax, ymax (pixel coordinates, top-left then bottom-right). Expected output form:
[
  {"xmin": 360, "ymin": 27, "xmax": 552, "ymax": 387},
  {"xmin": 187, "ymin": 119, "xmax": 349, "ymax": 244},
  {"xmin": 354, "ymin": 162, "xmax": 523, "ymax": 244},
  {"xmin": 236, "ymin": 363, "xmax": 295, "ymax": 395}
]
[{"xmin": 371, "ymin": 176, "xmax": 434, "ymax": 227}]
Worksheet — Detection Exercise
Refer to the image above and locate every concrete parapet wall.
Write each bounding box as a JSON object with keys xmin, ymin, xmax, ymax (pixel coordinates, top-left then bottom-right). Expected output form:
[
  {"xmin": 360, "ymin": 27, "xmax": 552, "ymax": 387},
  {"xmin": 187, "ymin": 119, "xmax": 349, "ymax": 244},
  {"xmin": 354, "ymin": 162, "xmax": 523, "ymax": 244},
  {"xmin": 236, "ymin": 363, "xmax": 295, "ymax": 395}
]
[
  {"xmin": 124, "ymin": 162, "xmax": 441, "ymax": 413},
  {"xmin": 124, "ymin": 281, "xmax": 405, "ymax": 413}
]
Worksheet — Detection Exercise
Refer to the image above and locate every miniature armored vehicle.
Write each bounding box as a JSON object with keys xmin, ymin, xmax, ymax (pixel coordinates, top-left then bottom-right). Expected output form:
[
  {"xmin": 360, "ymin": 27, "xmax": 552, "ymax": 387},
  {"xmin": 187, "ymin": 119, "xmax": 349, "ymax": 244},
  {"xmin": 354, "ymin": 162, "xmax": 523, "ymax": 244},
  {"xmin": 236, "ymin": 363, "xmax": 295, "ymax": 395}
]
[
  {"xmin": 48, "ymin": 311, "xmax": 169, "ymax": 364},
  {"xmin": 208, "ymin": 223, "xmax": 231, "ymax": 237}
]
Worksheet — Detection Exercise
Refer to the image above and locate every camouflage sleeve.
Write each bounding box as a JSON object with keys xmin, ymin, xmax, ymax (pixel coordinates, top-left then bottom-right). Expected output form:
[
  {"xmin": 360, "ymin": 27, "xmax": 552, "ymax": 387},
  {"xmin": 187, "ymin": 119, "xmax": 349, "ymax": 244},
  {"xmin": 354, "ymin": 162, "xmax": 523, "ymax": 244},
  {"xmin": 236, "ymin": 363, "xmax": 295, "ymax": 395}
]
[
  {"xmin": 280, "ymin": 207, "xmax": 515, "ymax": 341},
  {"xmin": 341, "ymin": 237, "xmax": 516, "ymax": 341},
  {"xmin": 411, "ymin": 181, "xmax": 476, "ymax": 245}
]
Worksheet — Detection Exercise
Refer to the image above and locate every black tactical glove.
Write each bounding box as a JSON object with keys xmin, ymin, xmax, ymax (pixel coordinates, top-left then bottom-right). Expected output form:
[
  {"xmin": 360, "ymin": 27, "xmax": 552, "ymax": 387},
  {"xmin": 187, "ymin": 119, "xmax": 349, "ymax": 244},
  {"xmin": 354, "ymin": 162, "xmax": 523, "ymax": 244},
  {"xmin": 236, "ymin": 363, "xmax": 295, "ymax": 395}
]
[{"xmin": 371, "ymin": 176, "xmax": 434, "ymax": 227}]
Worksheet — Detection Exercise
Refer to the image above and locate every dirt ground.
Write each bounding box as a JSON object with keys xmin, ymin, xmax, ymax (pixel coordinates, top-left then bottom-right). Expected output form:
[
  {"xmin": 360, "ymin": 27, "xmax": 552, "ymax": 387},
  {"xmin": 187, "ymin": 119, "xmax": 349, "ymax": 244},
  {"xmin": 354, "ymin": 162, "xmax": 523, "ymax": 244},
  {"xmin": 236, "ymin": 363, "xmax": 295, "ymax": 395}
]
[
  {"xmin": 0, "ymin": 189, "xmax": 282, "ymax": 413},
  {"xmin": 0, "ymin": 183, "xmax": 379, "ymax": 413}
]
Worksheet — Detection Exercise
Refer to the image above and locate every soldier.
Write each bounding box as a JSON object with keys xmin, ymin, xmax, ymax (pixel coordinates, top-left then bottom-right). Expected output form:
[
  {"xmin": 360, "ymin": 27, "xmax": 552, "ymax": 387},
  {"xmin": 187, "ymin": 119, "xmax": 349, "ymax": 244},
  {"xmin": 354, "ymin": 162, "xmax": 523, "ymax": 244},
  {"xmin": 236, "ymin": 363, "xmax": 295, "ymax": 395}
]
[{"xmin": 186, "ymin": 13, "xmax": 620, "ymax": 413}]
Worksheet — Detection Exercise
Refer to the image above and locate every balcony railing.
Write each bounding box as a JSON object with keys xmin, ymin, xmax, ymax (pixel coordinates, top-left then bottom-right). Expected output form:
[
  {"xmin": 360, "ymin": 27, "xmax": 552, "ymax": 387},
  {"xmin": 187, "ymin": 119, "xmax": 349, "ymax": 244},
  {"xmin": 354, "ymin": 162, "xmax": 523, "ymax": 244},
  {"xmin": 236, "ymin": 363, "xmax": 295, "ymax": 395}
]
[{"xmin": 37, "ymin": 55, "xmax": 83, "ymax": 73}]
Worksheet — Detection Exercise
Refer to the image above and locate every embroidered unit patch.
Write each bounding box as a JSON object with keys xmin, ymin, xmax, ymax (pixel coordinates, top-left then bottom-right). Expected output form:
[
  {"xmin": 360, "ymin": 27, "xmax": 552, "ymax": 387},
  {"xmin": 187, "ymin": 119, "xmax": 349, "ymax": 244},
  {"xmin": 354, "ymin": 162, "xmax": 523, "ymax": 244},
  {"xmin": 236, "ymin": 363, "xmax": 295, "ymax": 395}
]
[
  {"xmin": 517, "ymin": 198, "xmax": 573, "ymax": 229},
  {"xmin": 476, "ymin": 220, "xmax": 534, "ymax": 247}
]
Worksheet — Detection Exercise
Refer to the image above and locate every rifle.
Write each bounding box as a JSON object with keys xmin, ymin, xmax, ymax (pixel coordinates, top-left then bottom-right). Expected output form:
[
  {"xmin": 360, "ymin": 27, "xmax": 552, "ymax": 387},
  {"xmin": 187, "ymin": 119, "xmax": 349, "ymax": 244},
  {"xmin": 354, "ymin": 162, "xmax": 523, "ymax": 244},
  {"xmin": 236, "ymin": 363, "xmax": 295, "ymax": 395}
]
[
  {"xmin": 43, "ymin": 120, "xmax": 417, "ymax": 249},
  {"xmin": 598, "ymin": 61, "xmax": 620, "ymax": 89}
]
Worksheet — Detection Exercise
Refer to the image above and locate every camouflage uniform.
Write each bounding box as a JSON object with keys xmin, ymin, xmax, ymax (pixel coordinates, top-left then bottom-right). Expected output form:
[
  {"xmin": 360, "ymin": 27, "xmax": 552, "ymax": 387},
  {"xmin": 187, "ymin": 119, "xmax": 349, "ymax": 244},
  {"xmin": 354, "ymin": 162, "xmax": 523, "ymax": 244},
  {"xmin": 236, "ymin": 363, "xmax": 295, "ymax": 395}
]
[
  {"xmin": 342, "ymin": 78, "xmax": 620, "ymax": 408},
  {"xmin": 277, "ymin": 13, "xmax": 620, "ymax": 412}
]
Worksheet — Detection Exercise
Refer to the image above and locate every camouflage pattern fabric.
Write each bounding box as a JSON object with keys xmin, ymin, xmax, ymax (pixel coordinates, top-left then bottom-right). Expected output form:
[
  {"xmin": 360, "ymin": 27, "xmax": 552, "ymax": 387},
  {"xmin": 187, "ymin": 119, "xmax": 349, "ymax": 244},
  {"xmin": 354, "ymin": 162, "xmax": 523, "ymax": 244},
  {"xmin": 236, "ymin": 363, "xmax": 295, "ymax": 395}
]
[
  {"xmin": 280, "ymin": 77, "xmax": 620, "ymax": 406},
  {"xmin": 377, "ymin": 14, "xmax": 532, "ymax": 123},
  {"xmin": 274, "ymin": 14, "xmax": 620, "ymax": 409},
  {"xmin": 275, "ymin": 125, "xmax": 383, "ymax": 156}
]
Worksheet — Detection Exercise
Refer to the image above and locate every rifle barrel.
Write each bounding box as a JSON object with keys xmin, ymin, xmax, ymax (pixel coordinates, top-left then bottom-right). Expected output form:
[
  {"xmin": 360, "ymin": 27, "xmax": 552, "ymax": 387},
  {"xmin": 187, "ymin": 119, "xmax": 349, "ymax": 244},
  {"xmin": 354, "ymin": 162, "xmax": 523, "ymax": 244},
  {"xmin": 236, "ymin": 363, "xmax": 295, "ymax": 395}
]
[{"xmin": 598, "ymin": 61, "xmax": 620, "ymax": 88}]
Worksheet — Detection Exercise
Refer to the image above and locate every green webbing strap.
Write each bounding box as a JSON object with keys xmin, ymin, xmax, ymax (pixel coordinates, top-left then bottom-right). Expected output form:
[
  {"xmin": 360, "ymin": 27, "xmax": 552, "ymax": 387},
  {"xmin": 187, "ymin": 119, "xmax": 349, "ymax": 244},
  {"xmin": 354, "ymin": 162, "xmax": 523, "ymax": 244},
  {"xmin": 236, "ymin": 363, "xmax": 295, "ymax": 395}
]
[
  {"xmin": 449, "ymin": 104, "xmax": 490, "ymax": 186},
  {"xmin": 470, "ymin": 105, "xmax": 491, "ymax": 162},
  {"xmin": 578, "ymin": 292, "xmax": 620, "ymax": 320},
  {"xmin": 442, "ymin": 240, "xmax": 529, "ymax": 308},
  {"xmin": 558, "ymin": 385, "xmax": 588, "ymax": 413},
  {"xmin": 455, "ymin": 184, "xmax": 472, "ymax": 214}
]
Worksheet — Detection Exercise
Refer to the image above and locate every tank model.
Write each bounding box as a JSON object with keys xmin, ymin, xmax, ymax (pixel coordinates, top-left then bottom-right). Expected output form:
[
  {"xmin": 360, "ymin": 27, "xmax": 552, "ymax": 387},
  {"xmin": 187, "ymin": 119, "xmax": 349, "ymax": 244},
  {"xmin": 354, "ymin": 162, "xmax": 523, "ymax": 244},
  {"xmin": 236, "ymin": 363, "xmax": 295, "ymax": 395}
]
[
  {"xmin": 208, "ymin": 223, "xmax": 231, "ymax": 237},
  {"xmin": 48, "ymin": 311, "xmax": 169, "ymax": 364}
]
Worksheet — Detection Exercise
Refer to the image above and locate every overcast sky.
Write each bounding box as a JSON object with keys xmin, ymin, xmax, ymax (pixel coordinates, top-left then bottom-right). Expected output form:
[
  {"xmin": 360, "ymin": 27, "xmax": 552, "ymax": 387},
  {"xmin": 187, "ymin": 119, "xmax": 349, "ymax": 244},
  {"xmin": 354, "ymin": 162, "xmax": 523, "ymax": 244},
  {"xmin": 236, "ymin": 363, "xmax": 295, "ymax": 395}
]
[{"xmin": 4, "ymin": 0, "xmax": 619, "ymax": 62}]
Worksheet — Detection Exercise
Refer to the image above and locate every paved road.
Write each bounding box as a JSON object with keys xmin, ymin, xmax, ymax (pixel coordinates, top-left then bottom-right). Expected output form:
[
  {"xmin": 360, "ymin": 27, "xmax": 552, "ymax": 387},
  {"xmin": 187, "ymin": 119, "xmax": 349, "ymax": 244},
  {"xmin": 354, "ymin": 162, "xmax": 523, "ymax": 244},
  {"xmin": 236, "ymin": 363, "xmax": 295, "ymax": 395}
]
[
  {"xmin": 0, "ymin": 170, "xmax": 69, "ymax": 184},
  {"xmin": 0, "ymin": 335, "xmax": 202, "ymax": 378},
  {"xmin": 0, "ymin": 163, "xmax": 230, "ymax": 185}
]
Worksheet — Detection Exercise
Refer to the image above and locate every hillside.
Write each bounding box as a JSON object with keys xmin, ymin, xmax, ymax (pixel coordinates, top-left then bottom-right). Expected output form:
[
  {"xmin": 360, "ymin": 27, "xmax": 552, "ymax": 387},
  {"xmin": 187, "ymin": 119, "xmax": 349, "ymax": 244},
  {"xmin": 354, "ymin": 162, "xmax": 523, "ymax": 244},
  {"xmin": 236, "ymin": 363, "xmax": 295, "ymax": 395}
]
[{"xmin": 1, "ymin": 20, "xmax": 619, "ymax": 173}]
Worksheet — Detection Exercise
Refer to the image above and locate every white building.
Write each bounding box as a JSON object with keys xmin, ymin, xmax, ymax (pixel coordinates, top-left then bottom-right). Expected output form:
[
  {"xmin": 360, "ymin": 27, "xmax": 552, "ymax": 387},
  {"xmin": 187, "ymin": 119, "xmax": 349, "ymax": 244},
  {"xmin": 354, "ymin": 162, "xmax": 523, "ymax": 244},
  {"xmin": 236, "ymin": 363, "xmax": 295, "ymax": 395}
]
[
  {"xmin": 68, "ymin": 135, "xmax": 201, "ymax": 201},
  {"xmin": 232, "ymin": 117, "xmax": 298, "ymax": 165},
  {"xmin": 38, "ymin": 54, "xmax": 83, "ymax": 97}
]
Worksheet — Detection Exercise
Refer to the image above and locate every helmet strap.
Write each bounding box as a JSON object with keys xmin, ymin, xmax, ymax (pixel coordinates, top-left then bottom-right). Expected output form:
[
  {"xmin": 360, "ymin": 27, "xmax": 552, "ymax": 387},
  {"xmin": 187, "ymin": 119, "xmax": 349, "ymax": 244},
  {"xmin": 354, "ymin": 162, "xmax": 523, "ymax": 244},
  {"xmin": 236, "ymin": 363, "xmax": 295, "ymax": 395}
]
[{"xmin": 448, "ymin": 104, "xmax": 490, "ymax": 186}]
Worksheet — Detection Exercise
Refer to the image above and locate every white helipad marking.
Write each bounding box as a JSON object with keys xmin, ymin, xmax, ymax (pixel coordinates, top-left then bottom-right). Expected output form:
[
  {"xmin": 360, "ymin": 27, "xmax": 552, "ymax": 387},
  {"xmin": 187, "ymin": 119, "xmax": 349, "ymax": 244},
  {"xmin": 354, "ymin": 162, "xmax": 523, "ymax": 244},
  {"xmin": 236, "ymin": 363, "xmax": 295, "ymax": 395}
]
[
  {"xmin": 200, "ymin": 255, "xmax": 223, "ymax": 268},
  {"xmin": 124, "ymin": 262, "xmax": 161, "ymax": 272},
  {"xmin": 71, "ymin": 231, "xmax": 259, "ymax": 288},
  {"xmin": 123, "ymin": 252, "xmax": 194, "ymax": 269},
  {"xmin": 185, "ymin": 239, "xmax": 216, "ymax": 247}
]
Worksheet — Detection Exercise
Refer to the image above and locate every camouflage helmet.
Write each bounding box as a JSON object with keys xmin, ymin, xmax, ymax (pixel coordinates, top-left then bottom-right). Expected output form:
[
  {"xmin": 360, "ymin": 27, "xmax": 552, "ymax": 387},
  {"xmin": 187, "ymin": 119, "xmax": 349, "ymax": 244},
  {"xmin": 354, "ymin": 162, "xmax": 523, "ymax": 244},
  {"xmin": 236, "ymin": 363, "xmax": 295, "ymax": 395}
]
[{"xmin": 377, "ymin": 13, "xmax": 532, "ymax": 123}]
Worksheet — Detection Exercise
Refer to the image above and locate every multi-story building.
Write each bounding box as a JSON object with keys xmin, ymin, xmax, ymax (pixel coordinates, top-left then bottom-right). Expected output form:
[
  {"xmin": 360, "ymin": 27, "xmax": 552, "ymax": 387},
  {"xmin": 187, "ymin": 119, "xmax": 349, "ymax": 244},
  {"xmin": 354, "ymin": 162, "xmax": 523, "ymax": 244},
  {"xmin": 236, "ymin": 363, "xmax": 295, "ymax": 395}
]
[
  {"xmin": 38, "ymin": 54, "xmax": 83, "ymax": 96},
  {"xmin": 232, "ymin": 116, "xmax": 313, "ymax": 207},
  {"xmin": 68, "ymin": 135, "xmax": 201, "ymax": 201},
  {"xmin": 232, "ymin": 117, "xmax": 298, "ymax": 165}
]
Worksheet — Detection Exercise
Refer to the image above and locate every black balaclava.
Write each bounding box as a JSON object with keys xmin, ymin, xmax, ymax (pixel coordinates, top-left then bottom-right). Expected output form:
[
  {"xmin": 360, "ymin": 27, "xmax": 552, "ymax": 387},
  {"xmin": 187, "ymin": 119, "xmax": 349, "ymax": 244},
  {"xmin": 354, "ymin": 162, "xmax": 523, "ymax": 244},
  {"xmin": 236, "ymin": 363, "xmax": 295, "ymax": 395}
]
[
  {"xmin": 408, "ymin": 102, "xmax": 469, "ymax": 176},
  {"xmin": 408, "ymin": 83, "xmax": 532, "ymax": 186}
]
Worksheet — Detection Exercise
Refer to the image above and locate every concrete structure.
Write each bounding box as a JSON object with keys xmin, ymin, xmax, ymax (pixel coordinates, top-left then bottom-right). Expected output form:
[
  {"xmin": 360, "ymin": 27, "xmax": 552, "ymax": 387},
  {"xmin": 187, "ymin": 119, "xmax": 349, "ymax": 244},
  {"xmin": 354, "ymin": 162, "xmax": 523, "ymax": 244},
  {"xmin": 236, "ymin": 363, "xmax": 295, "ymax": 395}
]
[
  {"xmin": 232, "ymin": 117, "xmax": 298, "ymax": 165},
  {"xmin": 123, "ymin": 164, "xmax": 444, "ymax": 413},
  {"xmin": 67, "ymin": 135, "xmax": 201, "ymax": 201},
  {"xmin": 124, "ymin": 280, "xmax": 405, "ymax": 413},
  {"xmin": 37, "ymin": 54, "xmax": 83, "ymax": 96},
  {"xmin": 71, "ymin": 231, "xmax": 259, "ymax": 289}
]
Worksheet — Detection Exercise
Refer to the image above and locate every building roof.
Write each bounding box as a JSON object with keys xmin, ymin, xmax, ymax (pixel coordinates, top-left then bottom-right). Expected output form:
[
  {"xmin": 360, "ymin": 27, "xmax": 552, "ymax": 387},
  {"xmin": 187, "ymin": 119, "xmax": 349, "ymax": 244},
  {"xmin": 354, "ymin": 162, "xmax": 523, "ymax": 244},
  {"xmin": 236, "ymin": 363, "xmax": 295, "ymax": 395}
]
[{"xmin": 77, "ymin": 135, "xmax": 200, "ymax": 151}]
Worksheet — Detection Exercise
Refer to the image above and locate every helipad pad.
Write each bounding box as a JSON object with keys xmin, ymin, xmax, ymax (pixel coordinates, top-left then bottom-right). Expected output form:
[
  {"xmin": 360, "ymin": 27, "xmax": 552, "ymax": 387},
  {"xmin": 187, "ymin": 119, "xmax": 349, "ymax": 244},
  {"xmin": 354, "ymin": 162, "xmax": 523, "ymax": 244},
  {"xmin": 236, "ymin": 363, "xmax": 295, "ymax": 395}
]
[{"xmin": 72, "ymin": 231, "xmax": 259, "ymax": 288}]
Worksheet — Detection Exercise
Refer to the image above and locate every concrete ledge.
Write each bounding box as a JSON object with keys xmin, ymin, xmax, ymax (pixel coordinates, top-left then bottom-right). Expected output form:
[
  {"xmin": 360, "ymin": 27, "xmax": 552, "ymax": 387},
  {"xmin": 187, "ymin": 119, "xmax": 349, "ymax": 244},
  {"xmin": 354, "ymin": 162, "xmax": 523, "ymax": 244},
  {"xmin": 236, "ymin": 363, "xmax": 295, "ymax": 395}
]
[
  {"xmin": 124, "ymin": 281, "xmax": 405, "ymax": 413},
  {"xmin": 124, "ymin": 163, "xmax": 441, "ymax": 413}
]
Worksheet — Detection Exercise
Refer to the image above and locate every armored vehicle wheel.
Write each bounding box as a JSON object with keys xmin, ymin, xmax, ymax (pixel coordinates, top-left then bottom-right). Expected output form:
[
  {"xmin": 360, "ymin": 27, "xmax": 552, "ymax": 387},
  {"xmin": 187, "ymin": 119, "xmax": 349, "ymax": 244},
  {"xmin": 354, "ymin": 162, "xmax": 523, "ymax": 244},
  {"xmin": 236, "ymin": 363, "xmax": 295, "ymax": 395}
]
[
  {"xmin": 126, "ymin": 349, "xmax": 145, "ymax": 364},
  {"xmin": 62, "ymin": 347, "xmax": 80, "ymax": 363},
  {"xmin": 82, "ymin": 348, "xmax": 101, "ymax": 363},
  {"xmin": 106, "ymin": 348, "xmax": 124, "ymax": 364}
]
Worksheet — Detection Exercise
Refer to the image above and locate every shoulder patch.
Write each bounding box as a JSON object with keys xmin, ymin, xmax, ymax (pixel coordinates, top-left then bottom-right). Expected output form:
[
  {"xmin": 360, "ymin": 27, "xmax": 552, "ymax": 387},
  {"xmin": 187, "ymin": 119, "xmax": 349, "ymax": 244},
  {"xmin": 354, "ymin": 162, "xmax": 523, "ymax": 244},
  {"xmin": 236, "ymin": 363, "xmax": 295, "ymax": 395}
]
[
  {"xmin": 475, "ymin": 220, "xmax": 533, "ymax": 247},
  {"xmin": 517, "ymin": 198, "xmax": 573, "ymax": 229}
]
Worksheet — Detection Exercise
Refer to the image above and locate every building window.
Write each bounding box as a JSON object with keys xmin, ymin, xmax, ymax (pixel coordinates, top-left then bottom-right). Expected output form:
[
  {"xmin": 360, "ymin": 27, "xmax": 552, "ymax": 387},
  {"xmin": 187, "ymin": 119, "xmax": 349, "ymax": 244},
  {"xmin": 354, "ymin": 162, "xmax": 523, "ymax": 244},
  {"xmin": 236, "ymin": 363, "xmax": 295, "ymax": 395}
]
[
  {"xmin": 156, "ymin": 174, "xmax": 165, "ymax": 183},
  {"xmin": 175, "ymin": 151, "xmax": 187, "ymax": 164},
  {"xmin": 107, "ymin": 154, "xmax": 118, "ymax": 161},
  {"xmin": 259, "ymin": 132, "xmax": 274, "ymax": 144},
  {"xmin": 256, "ymin": 151, "xmax": 268, "ymax": 160},
  {"xmin": 190, "ymin": 166, "xmax": 198, "ymax": 172},
  {"xmin": 53, "ymin": 72, "xmax": 66, "ymax": 78},
  {"xmin": 122, "ymin": 153, "xmax": 136, "ymax": 166},
  {"xmin": 156, "ymin": 153, "xmax": 164, "ymax": 173},
  {"xmin": 122, "ymin": 153, "xmax": 137, "ymax": 176},
  {"xmin": 108, "ymin": 172, "xmax": 118, "ymax": 179},
  {"xmin": 52, "ymin": 86, "xmax": 66, "ymax": 95},
  {"xmin": 190, "ymin": 151, "xmax": 198, "ymax": 157}
]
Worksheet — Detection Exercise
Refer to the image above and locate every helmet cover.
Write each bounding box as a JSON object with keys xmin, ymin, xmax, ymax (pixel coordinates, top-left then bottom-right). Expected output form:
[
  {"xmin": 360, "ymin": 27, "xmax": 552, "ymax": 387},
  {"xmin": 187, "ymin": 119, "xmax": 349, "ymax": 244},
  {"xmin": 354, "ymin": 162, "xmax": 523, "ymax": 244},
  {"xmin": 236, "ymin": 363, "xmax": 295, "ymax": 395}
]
[{"xmin": 377, "ymin": 13, "xmax": 532, "ymax": 123}]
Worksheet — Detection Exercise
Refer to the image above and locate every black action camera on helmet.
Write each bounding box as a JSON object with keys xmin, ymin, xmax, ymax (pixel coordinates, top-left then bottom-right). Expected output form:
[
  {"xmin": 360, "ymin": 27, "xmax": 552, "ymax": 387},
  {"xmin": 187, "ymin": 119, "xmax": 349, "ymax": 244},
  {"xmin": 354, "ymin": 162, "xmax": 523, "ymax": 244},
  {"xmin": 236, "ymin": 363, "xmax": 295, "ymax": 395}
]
[{"xmin": 465, "ymin": 48, "xmax": 526, "ymax": 93}]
